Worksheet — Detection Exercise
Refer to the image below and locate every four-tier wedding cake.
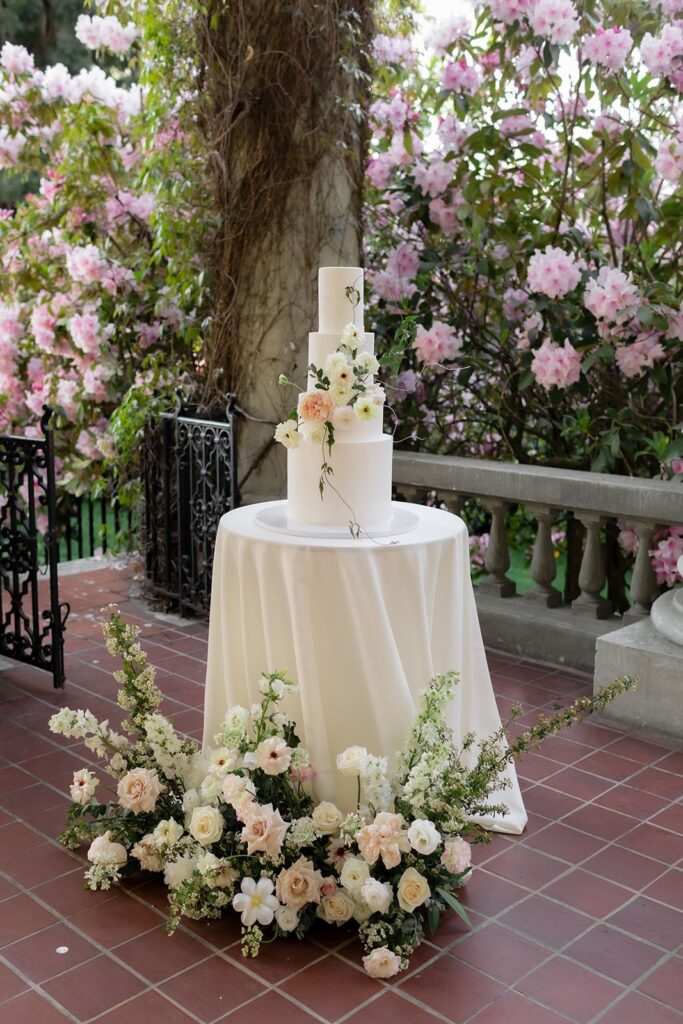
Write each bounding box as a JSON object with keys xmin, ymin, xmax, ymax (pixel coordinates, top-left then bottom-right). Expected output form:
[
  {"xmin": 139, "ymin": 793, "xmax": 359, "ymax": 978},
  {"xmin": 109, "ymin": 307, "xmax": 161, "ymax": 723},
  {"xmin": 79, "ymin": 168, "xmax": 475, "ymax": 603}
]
[{"xmin": 275, "ymin": 266, "xmax": 393, "ymax": 531}]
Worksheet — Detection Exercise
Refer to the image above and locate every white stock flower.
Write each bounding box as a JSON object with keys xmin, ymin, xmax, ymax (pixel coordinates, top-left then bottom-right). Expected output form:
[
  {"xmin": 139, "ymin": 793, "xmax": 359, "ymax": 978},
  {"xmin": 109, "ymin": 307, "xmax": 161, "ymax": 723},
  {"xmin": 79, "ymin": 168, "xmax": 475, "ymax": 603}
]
[
  {"xmin": 189, "ymin": 805, "xmax": 224, "ymax": 846},
  {"xmin": 340, "ymin": 857, "xmax": 370, "ymax": 894},
  {"xmin": 225, "ymin": 705, "xmax": 250, "ymax": 732},
  {"xmin": 336, "ymin": 746, "xmax": 368, "ymax": 777},
  {"xmin": 361, "ymin": 877, "xmax": 393, "ymax": 915},
  {"xmin": 407, "ymin": 819, "xmax": 442, "ymax": 856}
]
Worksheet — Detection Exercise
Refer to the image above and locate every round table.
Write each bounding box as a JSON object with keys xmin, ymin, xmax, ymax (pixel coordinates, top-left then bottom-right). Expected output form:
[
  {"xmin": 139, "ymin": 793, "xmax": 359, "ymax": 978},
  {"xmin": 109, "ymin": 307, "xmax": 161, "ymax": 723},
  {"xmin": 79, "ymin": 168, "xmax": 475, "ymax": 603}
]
[{"xmin": 202, "ymin": 501, "xmax": 527, "ymax": 834}]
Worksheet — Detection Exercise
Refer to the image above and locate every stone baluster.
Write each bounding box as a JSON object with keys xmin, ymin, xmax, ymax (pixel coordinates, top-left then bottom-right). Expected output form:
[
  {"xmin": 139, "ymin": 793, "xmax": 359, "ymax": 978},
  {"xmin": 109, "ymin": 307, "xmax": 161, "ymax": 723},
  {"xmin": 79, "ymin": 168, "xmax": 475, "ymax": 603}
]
[
  {"xmin": 436, "ymin": 490, "xmax": 464, "ymax": 517},
  {"xmin": 570, "ymin": 512, "xmax": 612, "ymax": 619},
  {"xmin": 524, "ymin": 505, "xmax": 561, "ymax": 608},
  {"xmin": 479, "ymin": 499, "xmax": 516, "ymax": 598},
  {"xmin": 395, "ymin": 485, "xmax": 424, "ymax": 506},
  {"xmin": 623, "ymin": 520, "xmax": 660, "ymax": 621}
]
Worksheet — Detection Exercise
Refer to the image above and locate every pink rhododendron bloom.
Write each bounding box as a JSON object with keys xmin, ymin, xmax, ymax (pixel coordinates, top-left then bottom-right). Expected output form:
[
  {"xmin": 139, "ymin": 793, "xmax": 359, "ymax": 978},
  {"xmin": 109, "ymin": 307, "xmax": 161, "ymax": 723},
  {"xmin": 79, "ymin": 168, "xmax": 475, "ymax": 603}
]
[
  {"xmin": 367, "ymin": 153, "xmax": 394, "ymax": 189},
  {"xmin": 372, "ymin": 241, "xmax": 420, "ymax": 302},
  {"xmin": 650, "ymin": 528, "xmax": 683, "ymax": 585},
  {"xmin": 414, "ymin": 155, "xmax": 452, "ymax": 197},
  {"xmin": 654, "ymin": 139, "xmax": 683, "ymax": 182},
  {"xmin": 429, "ymin": 196, "xmax": 460, "ymax": 235},
  {"xmin": 593, "ymin": 110, "xmax": 622, "ymax": 137},
  {"xmin": 137, "ymin": 321, "xmax": 162, "ymax": 348},
  {"xmin": 0, "ymin": 128, "xmax": 27, "ymax": 168},
  {"xmin": 527, "ymin": 246, "xmax": 581, "ymax": 298},
  {"xmin": 530, "ymin": 337, "xmax": 582, "ymax": 390},
  {"xmin": 66, "ymin": 244, "xmax": 107, "ymax": 284},
  {"xmin": 618, "ymin": 520, "xmax": 639, "ymax": 555},
  {"xmin": 528, "ymin": 0, "xmax": 579, "ymax": 45},
  {"xmin": 640, "ymin": 24, "xmax": 683, "ymax": 78},
  {"xmin": 68, "ymin": 313, "xmax": 101, "ymax": 354},
  {"xmin": 372, "ymin": 34, "xmax": 417, "ymax": 68},
  {"xmin": 437, "ymin": 114, "xmax": 471, "ymax": 152},
  {"xmin": 425, "ymin": 12, "xmax": 473, "ymax": 53},
  {"xmin": 614, "ymin": 335, "xmax": 665, "ymax": 378},
  {"xmin": 469, "ymin": 532, "xmax": 490, "ymax": 568},
  {"xmin": 500, "ymin": 113, "xmax": 535, "ymax": 135},
  {"xmin": 489, "ymin": 0, "xmax": 534, "ymax": 24},
  {"xmin": 75, "ymin": 15, "xmax": 138, "ymax": 54},
  {"xmin": 441, "ymin": 58, "xmax": 482, "ymax": 95},
  {"xmin": 414, "ymin": 321, "xmax": 463, "ymax": 363},
  {"xmin": 0, "ymin": 303, "xmax": 22, "ymax": 345},
  {"xmin": 503, "ymin": 288, "xmax": 531, "ymax": 320},
  {"xmin": 30, "ymin": 304, "xmax": 57, "ymax": 349},
  {"xmin": 584, "ymin": 266, "xmax": 639, "ymax": 323},
  {"xmin": 0, "ymin": 42, "xmax": 35, "ymax": 75},
  {"xmin": 582, "ymin": 27, "xmax": 633, "ymax": 71},
  {"xmin": 41, "ymin": 63, "xmax": 72, "ymax": 101},
  {"xmin": 56, "ymin": 379, "xmax": 79, "ymax": 417}
]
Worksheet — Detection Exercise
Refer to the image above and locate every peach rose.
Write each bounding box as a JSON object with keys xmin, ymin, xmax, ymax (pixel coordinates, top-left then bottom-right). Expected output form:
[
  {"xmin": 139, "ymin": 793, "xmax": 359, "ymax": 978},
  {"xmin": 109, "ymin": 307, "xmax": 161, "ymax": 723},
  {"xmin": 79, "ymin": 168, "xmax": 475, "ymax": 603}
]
[
  {"xmin": 363, "ymin": 947, "xmax": 402, "ymax": 979},
  {"xmin": 397, "ymin": 866, "xmax": 431, "ymax": 912},
  {"xmin": 117, "ymin": 767, "xmax": 164, "ymax": 813},
  {"xmin": 357, "ymin": 812, "xmax": 410, "ymax": 870},
  {"xmin": 276, "ymin": 856, "xmax": 323, "ymax": 910},
  {"xmin": 298, "ymin": 390, "xmax": 335, "ymax": 424},
  {"xmin": 240, "ymin": 803, "xmax": 289, "ymax": 857}
]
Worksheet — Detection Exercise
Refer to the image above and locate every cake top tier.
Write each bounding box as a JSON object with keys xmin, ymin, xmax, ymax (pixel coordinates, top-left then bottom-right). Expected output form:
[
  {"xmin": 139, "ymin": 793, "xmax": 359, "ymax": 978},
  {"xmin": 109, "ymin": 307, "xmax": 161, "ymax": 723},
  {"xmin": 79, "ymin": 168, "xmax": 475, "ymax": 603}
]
[{"xmin": 318, "ymin": 266, "xmax": 364, "ymax": 334}]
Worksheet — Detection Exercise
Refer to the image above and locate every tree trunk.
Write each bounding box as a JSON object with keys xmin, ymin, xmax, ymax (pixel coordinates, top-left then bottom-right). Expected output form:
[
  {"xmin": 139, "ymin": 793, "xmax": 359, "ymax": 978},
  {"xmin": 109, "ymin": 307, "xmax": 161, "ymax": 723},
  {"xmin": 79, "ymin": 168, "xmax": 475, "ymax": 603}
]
[{"xmin": 198, "ymin": 1, "xmax": 373, "ymax": 501}]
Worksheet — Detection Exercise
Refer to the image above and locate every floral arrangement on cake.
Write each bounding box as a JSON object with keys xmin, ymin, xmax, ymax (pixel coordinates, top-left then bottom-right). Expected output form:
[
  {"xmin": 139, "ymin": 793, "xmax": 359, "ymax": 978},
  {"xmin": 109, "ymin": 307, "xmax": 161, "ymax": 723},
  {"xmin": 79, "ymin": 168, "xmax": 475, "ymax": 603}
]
[{"xmin": 49, "ymin": 609, "xmax": 634, "ymax": 978}]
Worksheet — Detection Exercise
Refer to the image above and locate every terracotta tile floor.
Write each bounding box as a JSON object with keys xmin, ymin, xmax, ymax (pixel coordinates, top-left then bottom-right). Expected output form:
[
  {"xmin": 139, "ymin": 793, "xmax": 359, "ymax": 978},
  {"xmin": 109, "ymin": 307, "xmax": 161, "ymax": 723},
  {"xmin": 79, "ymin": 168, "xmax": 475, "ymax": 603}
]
[{"xmin": 0, "ymin": 563, "xmax": 682, "ymax": 1023}]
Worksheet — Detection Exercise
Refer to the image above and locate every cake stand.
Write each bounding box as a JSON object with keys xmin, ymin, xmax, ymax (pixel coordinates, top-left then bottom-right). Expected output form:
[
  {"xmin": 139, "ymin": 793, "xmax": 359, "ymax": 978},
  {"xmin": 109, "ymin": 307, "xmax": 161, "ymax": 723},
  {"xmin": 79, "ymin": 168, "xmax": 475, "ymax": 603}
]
[{"xmin": 202, "ymin": 500, "xmax": 527, "ymax": 834}]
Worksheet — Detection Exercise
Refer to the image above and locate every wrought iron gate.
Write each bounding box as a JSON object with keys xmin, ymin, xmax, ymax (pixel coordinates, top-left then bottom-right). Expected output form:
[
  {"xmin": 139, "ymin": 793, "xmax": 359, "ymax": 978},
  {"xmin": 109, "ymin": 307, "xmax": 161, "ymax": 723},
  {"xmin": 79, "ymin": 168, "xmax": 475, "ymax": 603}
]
[
  {"xmin": 144, "ymin": 396, "xmax": 239, "ymax": 615},
  {"xmin": 0, "ymin": 408, "xmax": 69, "ymax": 687}
]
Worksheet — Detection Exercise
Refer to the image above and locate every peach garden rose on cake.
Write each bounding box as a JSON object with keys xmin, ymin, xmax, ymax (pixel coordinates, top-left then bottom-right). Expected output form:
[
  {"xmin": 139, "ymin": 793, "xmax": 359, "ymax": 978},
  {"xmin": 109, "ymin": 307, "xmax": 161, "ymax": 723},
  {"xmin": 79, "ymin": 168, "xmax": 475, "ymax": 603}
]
[{"xmin": 48, "ymin": 606, "xmax": 635, "ymax": 978}]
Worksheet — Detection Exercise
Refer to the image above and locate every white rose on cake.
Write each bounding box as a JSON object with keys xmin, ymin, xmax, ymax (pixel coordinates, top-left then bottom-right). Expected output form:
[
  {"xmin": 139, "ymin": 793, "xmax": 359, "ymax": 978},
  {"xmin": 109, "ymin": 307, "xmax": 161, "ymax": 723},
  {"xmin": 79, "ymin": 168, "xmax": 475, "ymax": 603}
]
[{"xmin": 274, "ymin": 420, "xmax": 301, "ymax": 449}]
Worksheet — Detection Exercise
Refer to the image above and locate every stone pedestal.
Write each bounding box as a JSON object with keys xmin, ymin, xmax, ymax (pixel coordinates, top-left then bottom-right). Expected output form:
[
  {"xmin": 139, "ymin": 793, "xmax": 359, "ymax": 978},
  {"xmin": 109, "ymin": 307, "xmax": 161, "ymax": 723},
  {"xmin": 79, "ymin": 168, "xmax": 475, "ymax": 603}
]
[{"xmin": 594, "ymin": 618, "xmax": 683, "ymax": 738}]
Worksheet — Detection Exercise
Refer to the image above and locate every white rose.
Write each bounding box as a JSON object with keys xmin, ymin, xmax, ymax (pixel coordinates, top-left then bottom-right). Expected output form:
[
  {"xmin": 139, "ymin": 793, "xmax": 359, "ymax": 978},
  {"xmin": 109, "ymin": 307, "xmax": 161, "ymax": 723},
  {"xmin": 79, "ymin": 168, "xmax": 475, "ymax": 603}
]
[
  {"xmin": 340, "ymin": 857, "xmax": 370, "ymax": 894},
  {"xmin": 397, "ymin": 867, "xmax": 431, "ymax": 912},
  {"xmin": 189, "ymin": 805, "xmax": 224, "ymax": 846},
  {"xmin": 200, "ymin": 774, "xmax": 222, "ymax": 802},
  {"xmin": 336, "ymin": 746, "xmax": 368, "ymax": 778},
  {"xmin": 312, "ymin": 802, "xmax": 343, "ymax": 835},
  {"xmin": 87, "ymin": 831, "xmax": 127, "ymax": 867},
  {"xmin": 153, "ymin": 818, "xmax": 184, "ymax": 848},
  {"xmin": 317, "ymin": 890, "xmax": 356, "ymax": 925},
  {"xmin": 275, "ymin": 904, "xmax": 300, "ymax": 933},
  {"xmin": 407, "ymin": 819, "xmax": 441, "ymax": 856},
  {"xmin": 164, "ymin": 852, "xmax": 197, "ymax": 889},
  {"xmin": 361, "ymin": 877, "xmax": 393, "ymax": 915},
  {"xmin": 225, "ymin": 705, "xmax": 250, "ymax": 732}
]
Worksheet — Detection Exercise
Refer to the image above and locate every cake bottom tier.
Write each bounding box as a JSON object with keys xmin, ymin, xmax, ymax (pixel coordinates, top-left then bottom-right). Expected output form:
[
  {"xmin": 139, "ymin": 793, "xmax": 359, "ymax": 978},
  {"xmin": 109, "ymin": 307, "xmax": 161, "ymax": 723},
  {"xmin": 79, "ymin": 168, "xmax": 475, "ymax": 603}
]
[{"xmin": 287, "ymin": 434, "xmax": 393, "ymax": 529}]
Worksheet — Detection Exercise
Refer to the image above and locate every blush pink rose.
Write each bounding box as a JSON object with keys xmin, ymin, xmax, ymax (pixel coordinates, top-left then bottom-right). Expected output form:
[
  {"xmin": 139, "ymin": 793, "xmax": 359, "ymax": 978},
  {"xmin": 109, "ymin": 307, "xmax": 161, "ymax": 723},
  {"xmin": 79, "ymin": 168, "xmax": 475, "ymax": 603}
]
[
  {"xmin": 117, "ymin": 767, "xmax": 164, "ymax": 813},
  {"xmin": 276, "ymin": 856, "xmax": 324, "ymax": 910},
  {"xmin": 298, "ymin": 389, "xmax": 335, "ymax": 423},
  {"xmin": 363, "ymin": 947, "xmax": 402, "ymax": 978},
  {"xmin": 240, "ymin": 802, "xmax": 289, "ymax": 857}
]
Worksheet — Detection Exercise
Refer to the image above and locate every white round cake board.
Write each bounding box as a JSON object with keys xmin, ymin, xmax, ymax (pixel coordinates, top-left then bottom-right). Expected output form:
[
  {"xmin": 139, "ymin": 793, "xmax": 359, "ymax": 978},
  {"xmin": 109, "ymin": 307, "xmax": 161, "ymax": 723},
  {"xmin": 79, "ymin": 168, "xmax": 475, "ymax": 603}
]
[{"xmin": 254, "ymin": 501, "xmax": 420, "ymax": 540}]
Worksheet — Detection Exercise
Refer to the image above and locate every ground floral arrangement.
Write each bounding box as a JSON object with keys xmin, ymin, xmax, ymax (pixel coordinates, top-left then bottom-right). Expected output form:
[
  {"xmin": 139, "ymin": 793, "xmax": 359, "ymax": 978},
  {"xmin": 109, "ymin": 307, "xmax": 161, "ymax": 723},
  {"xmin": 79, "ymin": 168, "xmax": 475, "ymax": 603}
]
[{"xmin": 50, "ymin": 610, "xmax": 634, "ymax": 978}]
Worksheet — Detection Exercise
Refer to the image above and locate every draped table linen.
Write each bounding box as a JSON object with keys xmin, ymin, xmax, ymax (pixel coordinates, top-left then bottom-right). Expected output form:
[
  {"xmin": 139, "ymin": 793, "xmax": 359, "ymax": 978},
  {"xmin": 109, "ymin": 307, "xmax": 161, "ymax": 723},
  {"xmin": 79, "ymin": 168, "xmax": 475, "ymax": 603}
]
[{"xmin": 203, "ymin": 501, "xmax": 527, "ymax": 834}]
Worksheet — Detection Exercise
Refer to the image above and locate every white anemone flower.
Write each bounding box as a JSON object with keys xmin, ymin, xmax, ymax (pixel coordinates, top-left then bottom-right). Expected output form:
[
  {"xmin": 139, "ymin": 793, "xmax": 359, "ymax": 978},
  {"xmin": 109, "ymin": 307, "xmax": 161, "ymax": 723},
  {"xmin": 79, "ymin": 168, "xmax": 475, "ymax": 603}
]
[{"xmin": 232, "ymin": 877, "xmax": 279, "ymax": 927}]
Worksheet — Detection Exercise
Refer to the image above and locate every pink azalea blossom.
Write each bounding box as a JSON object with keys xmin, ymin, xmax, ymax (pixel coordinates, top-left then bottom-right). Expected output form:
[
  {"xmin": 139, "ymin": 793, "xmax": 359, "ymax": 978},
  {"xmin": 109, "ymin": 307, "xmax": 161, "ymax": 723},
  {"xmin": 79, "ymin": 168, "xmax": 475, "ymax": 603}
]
[
  {"xmin": 527, "ymin": 246, "xmax": 581, "ymax": 298},
  {"xmin": 528, "ymin": 0, "xmax": 579, "ymax": 45},
  {"xmin": 367, "ymin": 153, "xmax": 394, "ymax": 189},
  {"xmin": 0, "ymin": 128, "xmax": 27, "ymax": 169},
  {"xmin": 66, "ymin": 244, "xmax": 107, "ymax": 284},
  {"xmin": 617, "ymin": 520, "xmax": 639, "ymax": 556},
  {"xmin": 441, "ymin": 58, "xmax": 482, "ymax": 95},
  {"xmin": 437, "ymin": 115, "xmax": 471, "ymax": 152},
  {"xmin": 0, "ymin": 303, "xmax": 22, "ymax": 345},
  {"xmin": 584, "ymin": 266, "xmax": 639, "ymax": 323},
  {"xmin": 582, "ymin": 27, "xmax": 633, "ymax": 71},
  {"xmin": 654, "ymin": 139, "xmax": 683, "ymax": 182},
  {"xmin": 429, "ymin": 195, "xmax": 460, "ymax": 235},
  {"xmin": 373, "ymin": 34, "xmax": 417, "ymax": 68},
  {"xmin": 75, "ymin": 15, "xmax": 138, "ymax": 54},
  {"xmin": 68, "ymin": 313, "xmax": 102, "ymax": 355},
  {"xmin": 530, "ymin": 337, "xmax": 582, "ymax": 390},
  {"xmin": 414, "ymin": 321, "xmax": 463, "ymax": 364}
]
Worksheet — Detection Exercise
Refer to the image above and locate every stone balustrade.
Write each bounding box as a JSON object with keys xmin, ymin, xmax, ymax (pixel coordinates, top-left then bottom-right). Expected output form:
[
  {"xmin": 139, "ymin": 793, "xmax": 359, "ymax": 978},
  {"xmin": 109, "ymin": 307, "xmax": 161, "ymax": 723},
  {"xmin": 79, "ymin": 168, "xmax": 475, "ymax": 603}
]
[{"xmin": 392, "ymin": 451, "xmax": 683, "ymax": 671}]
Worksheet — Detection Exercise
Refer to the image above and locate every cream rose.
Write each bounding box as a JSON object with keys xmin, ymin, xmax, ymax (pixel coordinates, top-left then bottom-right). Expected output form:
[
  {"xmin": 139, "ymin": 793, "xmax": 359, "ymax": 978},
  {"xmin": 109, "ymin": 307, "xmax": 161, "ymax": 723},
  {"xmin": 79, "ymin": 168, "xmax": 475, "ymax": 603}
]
[
  {"xmin": 189, "ymin": 805, "xmax": 224, "ymax": 846},
  {"xmin": 298, "ymin": 389, "xmax": 335, "ymax": 424},
  {"xmin": 87, "ymin": 831, "xmax": 127, "ymax": 867},
  {"xmin": 397, "ymin": 867, "xmax": 431, "ymax": 912},
  {"xmin": 407, "ymin": 819, "xmax": 441, "ymax": 856},
  {"xmin": 276, "ymin": 856, "xmax": 323, "ymax": 910},
  {"xmin": 363, "ymin": 947, "xmax": 401, "ymax": 979},
  {"xmin": 117, "ymin": 767, "xmax": 163, "ymax": 813},
  {"xmin": 240, "ymin": 803, "xmax": 289, "ymax": 857},
  {"xmin": 336, "ymin": 746, "xmax": 368, "ymax": 778},
  {"xmin": 312, "ymin": 801, "xmax": 343, "ymax": 835},
  {"xmin": 317, "ymin": 890, "xmax": 355, "ymax": 925},
  {"xmin": 339, "ymin": 857, "xmax": 370, "ymax": 894},
  {"xmin": 255, "ymin": 736, "xmax": 292, "ymax": 776},
  {"xmin": 361, "ymin": 877, "xmax": 393, "ymax": 915}
]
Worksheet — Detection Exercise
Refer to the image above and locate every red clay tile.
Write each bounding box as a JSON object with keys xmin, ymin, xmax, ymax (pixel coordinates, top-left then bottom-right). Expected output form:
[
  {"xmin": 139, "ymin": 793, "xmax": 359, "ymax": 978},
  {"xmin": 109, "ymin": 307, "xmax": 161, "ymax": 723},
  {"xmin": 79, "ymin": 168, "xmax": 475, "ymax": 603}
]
[
  {"xmin": 459, "ymin": 868, "xmax": 528, "ymax": 917},
  {"xmin": 0, "ymin": 990, "xmax": 72, "ymax": 1022},
  {"xmin": 0, "ymin": 841, "xmax": 80, "ymax": 888},
  {"xmin": 566, "ymin": 924, "xmax": 663, "ymax": 984},
  {"xmin": 522, "ymin": 786, "xmax": 583, "ymax": 820},
  {"xmin": 630, "ymin": 767, "xmax": 683, "ymax": 800},
  {"xmin": 400, "ymin": 957, "xmax": 505, "ymax": 1022},
  {"xmin": 658, "ymin": 752, "xmax": 683, "ymax": 775},
  {"xmin": 620, "ymin": 823, "xmax": 683, "ymax": 865},
  {"xmin": 3, "ymin": 920, "xmax": 99, "ymax": 982},
  {"xmin": 643, "ymin": 869, "xmax": 683, "ymax": 912},
  {"xmin": 0, "ymin": 893, "xmax": 57, "ymax": 946},
  {"xmin": 113, "ymin": 924, "xmax": 211, "ymax": 983},
  {"xmin": 486, "ymin": 845, "xmax": 566, "ymax": 889},
  {"xmin": 598, "ymin": 990, "xmax": 683, "ymax": 1024},
  {"xmin": 161, "ymin": 955, "xmax": 264, "ymax": 1022},
  {"xmin": 42, "ymin": 953, "xmax": 146, "ymax": 1019},
  {"xmin": 583, "ymin": 846, "xmax": 668, "ymax": 891},
  {"xmin": 525, "ymin": 823, "xmax": 605, "ymax": 863},
  {"xmin": 594, "ymin": 784, "xmax": 670, "ymax": 819},
  {"xmin": 0, "ymin": 961, "xmax": 27, "ymax": 1003},
  {"xmin": 608, "ymin": 896, "xmax": 683, "ymax": 950},
  {"xmin": 90, "ymin": 988, "xmax": 199, "ymax": 1023},
  {"xmin": 427, "ymin": 906, "xmax": 486, "ymax": 948},
  {"xmin": 542, "ymin": 868, "xmax": 632, "ymax": 919},
  {"xmin": 605, "ymin": 736, "xmax": 674, "ymax": 765},
  {"xmin": 543, "ymin": 767, "xmax": 613, "ymax": 801},
  {"xmin": 280, "ymin": 954, "xmax": 380, "ymax": 1020},
  {"xmin": 225, "ymin": 934, "xmax": 330, "ymax": 985},
  {"xmin": 33, "ymin": 867, "xmax": 119, "ymax": 917},
  {"xmin": 638, "ymin": 957, "xmax": 683, "ymax": 1013},
  {"xmin": 450, "ymin": 922, "xmax": 548, "ymax": 984},
  {"xmin": 576, "ymin": 751, "xmax": 641, "ymax": 782},
  {"xmin": 499, "ymin": 894, "xmax": 593, "ymax": 948},
  {"xmin": 562, "ymin": 803, "xmax": 638, "ymax": 841},
  {"xmin": 517, "ymin": 753, "xmax": 562, "ymax": 783},
  {"xmin": 343, "ymin": 991, "xmax": 450, "ymax": 1024},
  {"xmin": 0, "ymin": 820, "xmax": 44, "ymax": 856},
  {"xmin": 467, "ymin": 989, "xmax": 570, "ymax": 1024},
  {"xmin": 0, "ymin": 874, "xmax": 19, "ymax": 902},
  {"xmin": 517, "ymin": 956, "xmax": 623, "ymax": 1022},
  {"xmin": 71, "ymin": 893, "xmax": 162, "ymax": 947},
  {"xmin": 651, "ymin": 806, "xmax": 683, "ymax": 835}
]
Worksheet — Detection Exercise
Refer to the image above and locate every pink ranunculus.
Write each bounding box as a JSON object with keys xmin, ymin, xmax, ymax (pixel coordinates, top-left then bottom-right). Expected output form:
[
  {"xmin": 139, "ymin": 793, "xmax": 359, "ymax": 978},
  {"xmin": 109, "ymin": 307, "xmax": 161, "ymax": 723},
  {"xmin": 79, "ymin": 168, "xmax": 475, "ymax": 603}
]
[
  {"xmin": 357, "ymin": 811, "xmax": 411, "ymax": 869},
  {"xmin": 298, "ymin": 389, "xmax": 335, "ymax": 424},
  {"xmin": 530, "ymin": 338, "xmax": 582, "ymax": 390},
  {"xmin": 240, "ymin": 802, "xmax": 289, "ymax": 856},
  {"xmin": 527, "ymin": 246, "xmax": 581, "ymax": 299}
]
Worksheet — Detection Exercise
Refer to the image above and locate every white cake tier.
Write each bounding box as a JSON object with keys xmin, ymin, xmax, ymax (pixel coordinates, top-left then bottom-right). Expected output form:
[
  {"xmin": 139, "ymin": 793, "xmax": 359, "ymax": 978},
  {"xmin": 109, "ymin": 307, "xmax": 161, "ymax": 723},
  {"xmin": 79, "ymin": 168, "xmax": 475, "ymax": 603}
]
[
  {"xmin": 308, "ymin": 330, "xmax": 374, "ymax": 374},
  {"xmin": 318, "ymin": 266, "xmax": 364, "ymax": 333},
  {"xmin": 287, "ymin": 433, "xmax": 393, "ymax": 529}
]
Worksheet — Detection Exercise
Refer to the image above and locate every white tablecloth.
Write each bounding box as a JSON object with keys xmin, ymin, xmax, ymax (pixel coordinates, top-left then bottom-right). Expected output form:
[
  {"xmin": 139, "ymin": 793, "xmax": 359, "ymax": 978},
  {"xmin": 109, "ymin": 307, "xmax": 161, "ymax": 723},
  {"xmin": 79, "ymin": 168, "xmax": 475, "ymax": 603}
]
[{"xmin": 203, "ymin": 502, "xmax": 527, "ymax": 834}]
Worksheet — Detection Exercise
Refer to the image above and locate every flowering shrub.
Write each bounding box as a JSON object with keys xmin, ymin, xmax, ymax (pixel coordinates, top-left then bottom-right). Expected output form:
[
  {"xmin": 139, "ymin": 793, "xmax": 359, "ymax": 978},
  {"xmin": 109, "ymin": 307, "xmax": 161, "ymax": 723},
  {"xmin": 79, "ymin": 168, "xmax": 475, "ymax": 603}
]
[
  {"xmin": 50, "ymin": 608, "xmax": 633, "ymax": 977},
  {"xmin": 367, "ymin": 3, "xmax": 683, "ymax": 490},
  {"xmin": 0, "ymin": 1, "xmax": 210, "ymax": 500}
]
